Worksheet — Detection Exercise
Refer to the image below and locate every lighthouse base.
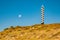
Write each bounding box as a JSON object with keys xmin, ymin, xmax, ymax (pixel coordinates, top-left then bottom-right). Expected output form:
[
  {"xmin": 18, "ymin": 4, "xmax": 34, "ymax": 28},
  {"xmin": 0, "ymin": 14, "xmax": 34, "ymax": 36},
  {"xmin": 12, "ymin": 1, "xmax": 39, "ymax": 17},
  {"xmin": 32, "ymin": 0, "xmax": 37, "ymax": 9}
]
[{"xmin": 41, "ymin": 22, "xmax": 44, "ymax": 24}]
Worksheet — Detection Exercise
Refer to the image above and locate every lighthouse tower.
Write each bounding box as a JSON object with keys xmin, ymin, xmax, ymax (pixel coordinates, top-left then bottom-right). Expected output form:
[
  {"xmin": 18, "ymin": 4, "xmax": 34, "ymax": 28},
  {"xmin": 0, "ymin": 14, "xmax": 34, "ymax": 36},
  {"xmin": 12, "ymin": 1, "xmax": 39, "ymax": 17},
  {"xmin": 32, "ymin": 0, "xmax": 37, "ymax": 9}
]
[{"xmin": 41, "ymin": 5, "xmax": 44, "ymax": 24}]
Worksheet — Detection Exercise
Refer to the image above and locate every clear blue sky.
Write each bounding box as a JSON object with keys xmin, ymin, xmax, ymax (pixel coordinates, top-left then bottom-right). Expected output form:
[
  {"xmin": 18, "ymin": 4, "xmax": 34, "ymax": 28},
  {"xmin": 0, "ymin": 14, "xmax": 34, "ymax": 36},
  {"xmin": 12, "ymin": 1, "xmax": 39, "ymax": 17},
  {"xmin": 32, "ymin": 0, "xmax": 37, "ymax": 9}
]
[{"xmin": 0, "ymin": 0, "xmax": 60, "ymax": 31}]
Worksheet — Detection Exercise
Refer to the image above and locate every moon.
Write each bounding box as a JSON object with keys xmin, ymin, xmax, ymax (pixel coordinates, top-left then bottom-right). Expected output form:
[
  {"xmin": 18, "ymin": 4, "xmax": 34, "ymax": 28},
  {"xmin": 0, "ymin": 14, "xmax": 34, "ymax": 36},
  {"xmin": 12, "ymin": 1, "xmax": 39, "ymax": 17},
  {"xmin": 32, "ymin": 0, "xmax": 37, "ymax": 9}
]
[{"xmin": 18, "ymin": 14, "xmax": 22, "ymax": 18}]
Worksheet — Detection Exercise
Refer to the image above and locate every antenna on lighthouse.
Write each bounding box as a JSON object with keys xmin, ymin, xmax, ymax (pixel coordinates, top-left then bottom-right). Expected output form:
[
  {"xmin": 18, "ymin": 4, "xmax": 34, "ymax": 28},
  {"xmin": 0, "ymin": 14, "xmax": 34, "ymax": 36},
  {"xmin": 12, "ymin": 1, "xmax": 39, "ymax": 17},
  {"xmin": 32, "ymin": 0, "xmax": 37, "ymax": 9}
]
[
  {"xmin": 40, "ymin": 0, "xmax": 47, "ymax": 24},
  {"xmin": 41, "ymin": 5, "xmax": 44, "ymax": 24},
  {"xmin": 40, "ymin": 0, "xmax": 45, "ymax": 24}
]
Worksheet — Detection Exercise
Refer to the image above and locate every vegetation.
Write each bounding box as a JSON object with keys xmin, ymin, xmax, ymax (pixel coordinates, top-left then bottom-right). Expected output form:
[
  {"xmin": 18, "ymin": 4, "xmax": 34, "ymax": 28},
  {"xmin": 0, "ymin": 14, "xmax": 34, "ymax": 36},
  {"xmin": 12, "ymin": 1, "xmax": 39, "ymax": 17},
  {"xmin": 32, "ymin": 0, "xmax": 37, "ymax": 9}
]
[
  {"xmin": 0, "ymin": 24, "xmax": 60, "ymax": 40},
  {"xmin": 4, "ymin": 28, "xmax": 9, "ymax": 31}
]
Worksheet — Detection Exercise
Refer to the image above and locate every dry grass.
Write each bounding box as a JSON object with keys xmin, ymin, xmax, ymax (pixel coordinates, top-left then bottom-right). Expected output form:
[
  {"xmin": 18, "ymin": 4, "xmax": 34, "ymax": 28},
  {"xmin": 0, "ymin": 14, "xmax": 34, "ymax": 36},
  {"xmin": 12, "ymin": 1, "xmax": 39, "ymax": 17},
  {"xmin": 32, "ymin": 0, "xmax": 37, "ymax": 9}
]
[{"xmin": 0, "ymin": 24, "xmax": 60, "ymax": 40}]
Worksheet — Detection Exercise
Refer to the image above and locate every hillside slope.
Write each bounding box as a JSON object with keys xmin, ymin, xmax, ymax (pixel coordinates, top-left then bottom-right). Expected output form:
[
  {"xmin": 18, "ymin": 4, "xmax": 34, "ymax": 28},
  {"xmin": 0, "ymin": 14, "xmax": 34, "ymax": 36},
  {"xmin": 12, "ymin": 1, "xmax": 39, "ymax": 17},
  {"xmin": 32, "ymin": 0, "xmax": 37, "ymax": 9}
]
[{"xmin": 0, "ymin": 24, "xmax": 60, "ymax": 40}]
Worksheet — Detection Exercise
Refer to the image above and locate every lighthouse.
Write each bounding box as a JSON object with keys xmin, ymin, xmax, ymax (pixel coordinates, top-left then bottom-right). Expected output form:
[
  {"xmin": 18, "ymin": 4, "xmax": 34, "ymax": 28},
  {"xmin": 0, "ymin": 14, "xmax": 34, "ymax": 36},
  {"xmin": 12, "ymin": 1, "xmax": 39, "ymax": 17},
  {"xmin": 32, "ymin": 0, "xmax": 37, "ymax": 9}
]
[{"xmin": 41, "ymin": 5, "xmax": 44, "ymax": 24}]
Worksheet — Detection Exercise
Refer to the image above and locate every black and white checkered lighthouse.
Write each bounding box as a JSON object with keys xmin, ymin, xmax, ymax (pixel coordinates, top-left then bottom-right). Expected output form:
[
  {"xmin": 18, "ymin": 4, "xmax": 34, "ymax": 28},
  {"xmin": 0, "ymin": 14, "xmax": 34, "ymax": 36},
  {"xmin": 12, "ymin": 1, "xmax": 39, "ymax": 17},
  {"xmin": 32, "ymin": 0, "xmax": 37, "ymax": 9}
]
[{"xmin": 41, "ymin": 5, "xmax": 44, "ymax": 24}]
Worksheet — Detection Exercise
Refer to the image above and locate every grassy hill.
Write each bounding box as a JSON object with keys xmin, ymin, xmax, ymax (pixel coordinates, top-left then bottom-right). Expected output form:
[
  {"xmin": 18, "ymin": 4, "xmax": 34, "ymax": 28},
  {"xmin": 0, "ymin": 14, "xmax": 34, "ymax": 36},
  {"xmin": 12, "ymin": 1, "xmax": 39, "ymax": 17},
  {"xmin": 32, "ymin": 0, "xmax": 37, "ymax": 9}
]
[{"xmin": 0, "ymin": 24, "xmax": 60, "ymax": 40}]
